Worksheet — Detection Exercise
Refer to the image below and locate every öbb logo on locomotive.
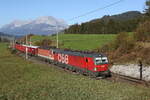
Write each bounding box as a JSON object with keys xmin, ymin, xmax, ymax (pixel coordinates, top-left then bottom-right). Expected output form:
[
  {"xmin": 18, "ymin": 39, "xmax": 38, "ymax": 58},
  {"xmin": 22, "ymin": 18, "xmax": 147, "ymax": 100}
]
[{"xmin": 58, "ymin": 54, "xmax": 69, "ymax": 64}]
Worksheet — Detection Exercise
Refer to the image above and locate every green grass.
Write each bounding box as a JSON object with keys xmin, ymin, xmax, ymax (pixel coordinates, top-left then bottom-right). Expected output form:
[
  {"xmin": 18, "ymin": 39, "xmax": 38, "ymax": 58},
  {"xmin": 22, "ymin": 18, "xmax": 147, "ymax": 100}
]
[
  {"xmin": 0, "ymin": 43, "xmax": 150, "ymax": 100},
  {"xmin": 31, "ymin": 34, "xmax": 116, "ymax": 50}
]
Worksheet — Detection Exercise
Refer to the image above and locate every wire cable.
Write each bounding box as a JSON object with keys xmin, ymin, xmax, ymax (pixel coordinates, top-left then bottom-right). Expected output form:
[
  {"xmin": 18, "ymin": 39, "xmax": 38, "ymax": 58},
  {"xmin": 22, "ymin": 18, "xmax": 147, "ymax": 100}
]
[{"xmin": 68, "ymin": 0, "xmax": 124, "ymax": 21}]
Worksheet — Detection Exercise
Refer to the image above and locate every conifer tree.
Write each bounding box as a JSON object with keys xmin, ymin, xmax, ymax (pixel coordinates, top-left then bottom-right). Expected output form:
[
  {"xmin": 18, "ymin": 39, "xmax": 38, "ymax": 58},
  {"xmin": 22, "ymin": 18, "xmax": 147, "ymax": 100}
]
[{"xmin": 145, "ymin": 0, "xmax": 150, "ymax": 16}]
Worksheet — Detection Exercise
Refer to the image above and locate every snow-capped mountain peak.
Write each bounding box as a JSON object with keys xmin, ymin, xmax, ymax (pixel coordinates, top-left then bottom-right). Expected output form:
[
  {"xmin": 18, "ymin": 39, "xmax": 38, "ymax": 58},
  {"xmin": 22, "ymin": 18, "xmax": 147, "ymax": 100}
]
[
  {"xmin": 35, "ymin": 16, "xmax": 57, "ymax": 24},
  {"xmin": 0, "ymin": 16, "xmax": 68, "ymax": 36},
  {"xmin": 10, "ymin": 20, "xmax": 31, "ymax": 27}
]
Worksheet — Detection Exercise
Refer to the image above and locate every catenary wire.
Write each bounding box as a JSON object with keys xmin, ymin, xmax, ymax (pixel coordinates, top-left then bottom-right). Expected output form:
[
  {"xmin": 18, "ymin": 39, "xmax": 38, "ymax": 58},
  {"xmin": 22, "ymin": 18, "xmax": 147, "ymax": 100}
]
[{"xmin": 68, "ymin": 0, "xmax": 124, "ymax": 21}]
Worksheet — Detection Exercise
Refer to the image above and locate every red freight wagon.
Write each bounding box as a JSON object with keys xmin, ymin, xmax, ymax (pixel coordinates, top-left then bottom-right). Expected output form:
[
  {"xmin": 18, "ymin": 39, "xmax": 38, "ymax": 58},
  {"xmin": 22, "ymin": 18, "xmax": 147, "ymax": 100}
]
[
  {"xmin": 15, "ymin": 43, "xmax": 38, "ymax": 56},
  {"xmin": 25, "ymin": 45, "xmax": 39, "ymax": 55},
  {"xmin": 37, "ymin": 47, "xmax": 54, "ymax": 60},
  {"xmin": 15, "ymin": 44, "xmax": 26, "ymax": 52}
]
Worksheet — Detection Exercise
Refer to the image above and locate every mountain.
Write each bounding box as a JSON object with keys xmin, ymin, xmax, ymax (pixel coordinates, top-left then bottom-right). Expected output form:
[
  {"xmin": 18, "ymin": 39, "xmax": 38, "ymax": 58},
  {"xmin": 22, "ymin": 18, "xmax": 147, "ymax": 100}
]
[
  {"xmin": 92, "ymin": 11, "xmax": 142, "ymax": 22},
  {"xmin": 0, "ymin": 16, "xmax": 68, "ymax": 36},
  {"xmin": 65, "ymin": 11, "xmax": 143, "ymax": 34}
]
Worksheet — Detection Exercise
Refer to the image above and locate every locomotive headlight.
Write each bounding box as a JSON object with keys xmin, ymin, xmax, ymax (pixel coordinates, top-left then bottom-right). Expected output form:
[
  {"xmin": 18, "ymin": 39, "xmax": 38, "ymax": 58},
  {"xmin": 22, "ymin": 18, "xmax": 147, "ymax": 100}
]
[{"xmin": 94, "ymin": 67, "xmax": 97, "ymax": 71}]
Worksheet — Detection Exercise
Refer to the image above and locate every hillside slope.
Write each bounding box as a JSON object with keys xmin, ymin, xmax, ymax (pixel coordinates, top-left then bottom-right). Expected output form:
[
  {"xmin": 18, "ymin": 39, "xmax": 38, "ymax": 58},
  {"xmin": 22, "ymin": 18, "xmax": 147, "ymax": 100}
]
[{"xmin": 30, "ymin": 34, "xmax": 116, "ymax": 50}]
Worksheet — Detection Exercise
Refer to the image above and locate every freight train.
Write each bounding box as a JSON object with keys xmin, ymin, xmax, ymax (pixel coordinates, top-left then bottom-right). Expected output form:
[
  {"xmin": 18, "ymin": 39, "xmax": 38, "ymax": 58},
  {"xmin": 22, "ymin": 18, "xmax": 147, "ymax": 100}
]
[{"xmin": 13, "ymin": 43, "xmax": 111, "ymax": 77}]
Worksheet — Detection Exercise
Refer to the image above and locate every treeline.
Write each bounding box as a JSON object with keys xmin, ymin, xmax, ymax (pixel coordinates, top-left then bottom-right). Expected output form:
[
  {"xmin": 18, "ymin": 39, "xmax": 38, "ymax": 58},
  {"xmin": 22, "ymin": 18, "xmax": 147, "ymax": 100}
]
[
  {"xmin": 0, "ymin": 37, "xmax": 10, "ymax": 42},
  {"xmin": 0, "ymin": 32, "xmax": 14, "ymax": 42},
  {"xmin": 64, "ymin": 11, "xmax": 144, "ymax": 34}
]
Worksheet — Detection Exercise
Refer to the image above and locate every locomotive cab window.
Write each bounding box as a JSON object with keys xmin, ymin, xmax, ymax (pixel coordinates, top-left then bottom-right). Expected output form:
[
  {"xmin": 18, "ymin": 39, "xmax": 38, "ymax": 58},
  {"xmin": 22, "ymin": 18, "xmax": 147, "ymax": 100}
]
[{"xmin": 94, "ymin": 57, "xmax": 108, "ymax": 65}]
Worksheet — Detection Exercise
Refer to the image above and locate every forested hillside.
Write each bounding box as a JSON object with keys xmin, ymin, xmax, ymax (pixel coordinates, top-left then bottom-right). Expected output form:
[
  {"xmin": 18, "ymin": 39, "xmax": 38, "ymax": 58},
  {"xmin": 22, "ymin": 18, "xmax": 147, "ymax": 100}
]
[{"xmin": 64, "ymin": 11, "xmax": 143, "ymax": 34}]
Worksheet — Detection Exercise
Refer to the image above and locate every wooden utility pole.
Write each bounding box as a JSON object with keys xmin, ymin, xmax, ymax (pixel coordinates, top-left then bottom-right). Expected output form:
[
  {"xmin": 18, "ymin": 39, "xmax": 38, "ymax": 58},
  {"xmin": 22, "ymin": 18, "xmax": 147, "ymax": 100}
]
[{"xmin": 139, "ymin": 60, "xmax": 143, "ymax": 80}]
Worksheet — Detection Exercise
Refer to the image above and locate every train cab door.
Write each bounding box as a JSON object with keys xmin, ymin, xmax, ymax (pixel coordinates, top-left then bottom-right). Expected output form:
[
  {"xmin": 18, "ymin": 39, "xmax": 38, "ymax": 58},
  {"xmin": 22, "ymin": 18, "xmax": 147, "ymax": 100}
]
[
  {"xmin": 85, "ymin": 57, "xmax": 89, "ymax": 69},
  {"xmin": 85, "ymin": 57, "xmax": 93, "ymax": 71}
]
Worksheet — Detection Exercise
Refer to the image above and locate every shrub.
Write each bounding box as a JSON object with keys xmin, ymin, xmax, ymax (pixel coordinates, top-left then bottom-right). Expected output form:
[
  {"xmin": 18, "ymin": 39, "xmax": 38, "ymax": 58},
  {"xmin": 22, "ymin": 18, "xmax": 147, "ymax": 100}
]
[
  {"xmin": 35, "ymin": 39, "xmax": 53, "ymax": 46},
  {"xmin": 134, "ymin": 21, "xmax": 150, "ymax": 42},
  {"xmin": 114, "ymin": 32, "xmax": 135, "ymax": 52},
  {"xmin": 34, "ymin": 41, "xmax": 42, "ymax": 46},
  {"xmin": 99, "ymin": 42, "xmax": 115, "ymax": 52},
  {"xmin": 100, "ymin": 32, "xmax": 135, "ymax": 53}
]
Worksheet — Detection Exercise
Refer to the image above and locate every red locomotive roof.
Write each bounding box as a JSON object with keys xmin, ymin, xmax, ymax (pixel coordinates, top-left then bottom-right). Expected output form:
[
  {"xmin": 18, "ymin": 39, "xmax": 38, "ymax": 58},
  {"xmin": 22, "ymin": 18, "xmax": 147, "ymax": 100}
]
[
  {"xmin": 39, "ymin": 46, "xmax": 106, "ymax": 58},
  {"xmin": 52, "ymin": 48, "xmax": 106, "ymax": 58},
  {"xmin": 39, "ymin": 46, "xmax": 56, "ymax": 49}
]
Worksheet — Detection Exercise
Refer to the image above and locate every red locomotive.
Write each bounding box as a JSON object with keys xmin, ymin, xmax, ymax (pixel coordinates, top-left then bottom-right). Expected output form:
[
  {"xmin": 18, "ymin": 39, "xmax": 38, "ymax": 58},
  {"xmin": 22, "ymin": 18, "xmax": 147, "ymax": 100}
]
[{"xmin": 14, "ymin": 43, "xmax": 111, "ymax": 77}]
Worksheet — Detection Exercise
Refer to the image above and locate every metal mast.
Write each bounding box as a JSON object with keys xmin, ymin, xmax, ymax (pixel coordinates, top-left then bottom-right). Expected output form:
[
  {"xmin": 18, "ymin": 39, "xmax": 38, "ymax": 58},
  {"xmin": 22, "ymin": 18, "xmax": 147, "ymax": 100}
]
[
  {"xmin": 26, "ymin": 34, "xmax": 28, "ymax": 59},
  {"xmin": 56, "ymin": 25, "xmax": 59, "ymax": 48}
]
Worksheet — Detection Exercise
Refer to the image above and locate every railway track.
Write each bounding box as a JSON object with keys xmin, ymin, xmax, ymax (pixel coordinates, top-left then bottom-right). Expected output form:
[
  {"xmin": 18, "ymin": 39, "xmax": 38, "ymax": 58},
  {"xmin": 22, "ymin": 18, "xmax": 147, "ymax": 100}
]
[
  {"xmin": 104, "ymin": 73, "xmax": 150, "ymax": 87},
  {"xmin": 15, "ymin": 51, "xmax": 150, "ymax": 87}
]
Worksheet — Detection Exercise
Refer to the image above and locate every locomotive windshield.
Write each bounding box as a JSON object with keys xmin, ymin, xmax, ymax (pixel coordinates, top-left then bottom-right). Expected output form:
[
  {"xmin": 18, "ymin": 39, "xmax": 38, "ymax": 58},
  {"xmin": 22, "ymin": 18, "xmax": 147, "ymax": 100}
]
[{"xmin": 95, "ymin": 57, "xmax": 108, "ymax": 65}]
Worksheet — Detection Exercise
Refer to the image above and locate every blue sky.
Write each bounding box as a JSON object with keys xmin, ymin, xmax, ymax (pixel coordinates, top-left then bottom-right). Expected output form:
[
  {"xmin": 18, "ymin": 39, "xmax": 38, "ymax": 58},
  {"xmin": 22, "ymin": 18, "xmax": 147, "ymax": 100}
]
[{"xmin": 0, "ymin": 0, "xmax": 146, "ymax": 27}]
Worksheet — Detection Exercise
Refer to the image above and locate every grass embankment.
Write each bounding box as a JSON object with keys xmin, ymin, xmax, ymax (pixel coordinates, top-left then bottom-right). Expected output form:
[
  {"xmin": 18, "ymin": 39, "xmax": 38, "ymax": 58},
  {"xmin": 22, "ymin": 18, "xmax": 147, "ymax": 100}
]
[
  {"xmin": 31, "ymin": 34, "xmax": 116, "ymax": 50},
  {"xmin": 0, "ymin": 43, "xmax": 150, "ymax": 100}
]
